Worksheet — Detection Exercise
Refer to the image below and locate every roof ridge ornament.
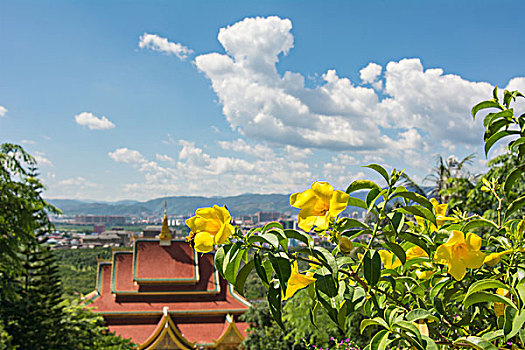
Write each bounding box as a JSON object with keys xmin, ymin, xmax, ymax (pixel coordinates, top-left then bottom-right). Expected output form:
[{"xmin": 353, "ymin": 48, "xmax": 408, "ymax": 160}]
[{"xmin": 159, "ymin": 199, "xmax": 172, "ymax": 246}]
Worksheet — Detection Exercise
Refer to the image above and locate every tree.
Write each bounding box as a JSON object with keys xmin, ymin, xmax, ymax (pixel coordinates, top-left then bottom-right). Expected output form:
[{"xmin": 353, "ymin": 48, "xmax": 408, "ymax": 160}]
[
  {"xmin": 425, "ymin": 153, "xmax": 476, "ymax": 202},
  {"xmin": 0, "ymin": 143, "xmax": 135, "ymax": 350}
]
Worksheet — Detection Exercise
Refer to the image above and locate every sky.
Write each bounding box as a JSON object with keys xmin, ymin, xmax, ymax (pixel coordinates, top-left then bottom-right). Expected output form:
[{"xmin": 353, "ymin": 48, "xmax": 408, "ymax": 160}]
[{"xmin": 1, "ymin": 0, "xmax": 525, "ymax": 201}]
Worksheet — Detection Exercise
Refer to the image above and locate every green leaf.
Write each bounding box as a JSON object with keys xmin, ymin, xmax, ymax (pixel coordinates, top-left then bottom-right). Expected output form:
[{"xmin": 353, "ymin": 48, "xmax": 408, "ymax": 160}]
[
  {"xmin": 261, "ymin": 233, "xmax": 280, "ymax": 249},
  {"xmin": 224, "ymin": 248, "xmax": 244, "ymax": 284},
  {"xmin": 361, "ymin": 317, "xmax": 390, "ymax": 333},
  {"xmin": 462, "ymin": 218, "xmax": 499, "ymax": 232},
  {"xmin": 253, "ymin": 252, "xmax": 269, "ymax": 285},
  {"xmin": 269, "ymin": 254, "xmax": 292, "ymax": 294},
  {"xmin": 312, "ymin": 246, "xmax": 338, "ymax": 275},
  {"xmin": 363, "ymin": 164, "xmax": 390, "ymax": 185},
  {"xmin": 314, "ymin": 267, "xmax": 338, "ymax": 298},
  {"xmin": 483, "ymin": 109, "xmax": 514, "ymax": 128},
  {"xmin": 391, "ymin": 191, "xmax": 433, "ymax": 212},
  {"xmin": 396, "ymin": 205, "xmax": 436, "ymax": 226},
  {"xmin": 267, "ymin": 282, "xmax": 284, "ymax": 329},
  {"xmin": 363, "ymin": 250, "xmax": 381, "ymax": 287},
  {"xmin": 505, "ymin": 195, "xmax": 525, "ymax": 219},
  {"xmin": 214, "ymin": 246, "xmax": 227, "ymax": 279},
  {"xmin": 262, "ymin": 221, "xmax": 283, "ymax": 232},
  {"xmin": 346, "ymin": 179, "xmax": 381, "ymax": 194},
  {"xmin": 472, "ymin": 100, "xmax": 502, "ymax": 119},
  {"xmin": 234, "ymin": 260, "xmax": 255, "ymax": 297},
  {"xmin": 399, "ymin": 231, "xmax": 431, "ymax": 256},
  {"xmin": 366, "ymin": 187, "xmax": 382, "ymax": 209},
  {"xmin": 383, "ymin": 242, "xmax": 406, "ymax": 264},
  {"xmin": 506, "ymin": 309, "xmax": 525, "ymax": 340},
  {"xmin": 463, "ymin": 279, "xmax": 511, "ymax": 300},
  {"xmin": 455, "ymin": 336, "xmax": 498, "ymax": 350},
  {"xmin": 484, "ymin": 130, "xmax": 520, "ymax": 156},
  {"xmin": 510, "ymin": 137, "xmax": 525, "ymax": 153},
  {"xmin": 480, "ymin": 330, "xmax": 504, "ymax": 341},
  {"xmin": 422, "ymin": 335, "xmax": 438, "ymax": 350},
  {"xmin": 338, "ymin": 217, "xmax": 369, "ymax": 230},
  {"xmin": 369, "ymin": 330, "xmax": 390, "ymax": 350},
  {"xmin": 284, "ymin": 229, "xmax": 313, "ymax": 247},
  {"xmin": 463, "ymin": 291, "xmax": 518, "ymax": 310},
  {"xmin": 405, "ymin": 309, "xmax": 439, "ymax": 323},
  {"xmin": 392, "ymin": 320, "xmax": 422, "ymax": 342},
  {"xmin": 348, "ymin": 196, "xmax": 368, "ymax": 210}
]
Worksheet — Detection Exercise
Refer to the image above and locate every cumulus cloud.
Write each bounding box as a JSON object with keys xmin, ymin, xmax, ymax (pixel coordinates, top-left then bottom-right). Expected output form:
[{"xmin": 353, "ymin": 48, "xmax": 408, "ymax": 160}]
[
  {"xmin": 156, "ymin": 153, "xmax": 175, "ymax": 164},
  {"xmin": 108, "ymin": 148, "xmax": 145, "ymax": 163},
  {"xmin": 192, "ymin": 16, "xmax": 511, "ymax": 155},
  {"xmin": 75, "ymin": 112, "xmax": 115, "ymax": 130},
  {"xmin": 139, "ymin": 33, "xmax": 193, "ymax": 60},
  {"xmin": 0, "ymin": 106, "xmax": 7, "ymax": 117},
  {"xmin": 360, "ymin": 62, "xmax": 382, "ymax": 84}
]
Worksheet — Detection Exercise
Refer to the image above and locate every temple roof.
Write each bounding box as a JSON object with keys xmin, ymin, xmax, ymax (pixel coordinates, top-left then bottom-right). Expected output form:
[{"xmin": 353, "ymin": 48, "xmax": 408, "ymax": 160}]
[{"xmin": 85, "ymin": 239, "xmax": 251, "ymax": 348}]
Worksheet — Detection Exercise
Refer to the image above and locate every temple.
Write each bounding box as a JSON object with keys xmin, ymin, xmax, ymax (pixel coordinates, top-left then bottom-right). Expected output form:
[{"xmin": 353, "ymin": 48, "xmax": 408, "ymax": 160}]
[{"xmin": 84, "ymin": 205, "xmax": 251, "ymax": 349}]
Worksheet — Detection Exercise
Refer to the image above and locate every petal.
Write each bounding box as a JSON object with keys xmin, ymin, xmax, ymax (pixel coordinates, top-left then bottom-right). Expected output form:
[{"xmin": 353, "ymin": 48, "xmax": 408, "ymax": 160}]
[
  {"xmin": 465, "ymin": 233, "xmax": 482, "ymax": 251},
  {"xmin": 311, "ymin": 181, "xmax": 334, "ymax": 201},
  {"xmin": 448, "ymin": 260, "xmax": 467, "ymax": 281},
  {"xmin": 284, "ymin": 262, "xmax": 316, "ymax": 300},
  {"xmin": 290, "ymin": 189, "xmax": 319, "ymax": 209},
  {"xmin": 214, "ymin": 222, "xmax": 234, "ymax": 245},
  {"xmin": 213, "ymin": 205, "xmax": 231, "ymax": 224},
  {"xmin": 195, "ymin": 206, "xmax": 219, "ymax": 220},
  {"xmin": 194, "ymin": 232, "xmax": 214, "ymax": 253},
  {"xmin": 191, "ymin": 216, "xmax": 221, "ymax": 234},
  {"xmin": 379, "ymin": 250, "xmax": 399, "ymax": 269},
  {"xmin": 313, "ymin": 215, "xmax": 329, "ymax": 230},
  {"xmin": 463, "ymin": 251, "xmax": 486, "ymax": 269},
  {"xmin": 406, "ymin": 246, "xmax": 428, "ymax": 260},
  {"xmin": 444, "ymin": 230, "xmax": 465, "ymax": 246},
  {"xmin": 328, "ymin": 190, "xmax": 350, "ymax": 217},
  {"xmin": 435, "ymin": 244, "xmax": 452, "ymax": 264},
  {"xmin": 484, "ymin": 250, "xmax": 512, "ymax": 266},
  {"xmin": 436, "ymin": 203, "xmax": 448, "ymax": 217},
  {"xmin": 297, "ymin": 213, "xmax": 316, "ymax": 232}
]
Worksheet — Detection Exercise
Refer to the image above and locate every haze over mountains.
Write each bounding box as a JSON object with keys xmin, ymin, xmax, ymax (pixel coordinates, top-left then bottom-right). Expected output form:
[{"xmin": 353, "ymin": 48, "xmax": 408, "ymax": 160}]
[{"xmin": 47, "ymin": 192, "xmax": 369, "ymax": 217}]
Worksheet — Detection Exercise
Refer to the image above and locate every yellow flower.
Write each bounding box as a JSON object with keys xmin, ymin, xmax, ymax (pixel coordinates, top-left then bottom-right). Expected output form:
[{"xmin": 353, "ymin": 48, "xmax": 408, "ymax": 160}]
[
  {"xmin": 494, "ymin": 288, "xmax": 510, "ymax": 317},
  {"xmin": 484, "ymin": 250, "xmax": 512, "ymax": 266},
  {"xmin": 379, "ymin": 250, "xmax": 402, "ymax": 269},
  {"xmin": 185, "ymin": 205, "xmax": 235, "ymax": 253},
  {"xmin": 416, "ymin": 198, "xmax": 455, "ymax": 231},
  {"xmin": 435, "ymin": 230, "xmax": 486, "ymax": 281},
  {"xmin": 283, "ymin": 261, "xmax": 316, "ymax": 300},
  {"xmin": 290, "ymin": 181, "xmax": 350, "ymax": 232},
  {"xmin": 406, "ymin": 246, "xmax": 434, "ymax": 279}
]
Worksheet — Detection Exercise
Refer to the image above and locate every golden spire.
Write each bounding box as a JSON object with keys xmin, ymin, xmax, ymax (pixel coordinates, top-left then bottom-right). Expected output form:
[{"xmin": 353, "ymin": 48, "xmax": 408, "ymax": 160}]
[{"xmin": 159, "ymin": 199, "xmax": 172, "ymax": 246}]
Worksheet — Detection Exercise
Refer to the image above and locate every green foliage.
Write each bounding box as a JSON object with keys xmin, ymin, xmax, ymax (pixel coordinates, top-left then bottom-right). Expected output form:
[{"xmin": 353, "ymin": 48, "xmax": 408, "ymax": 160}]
[
  {"xmin": 202, "ymin": 89, "xmax": 525, "ymax": 349},
  {"xmin": 54, "ymin": 248, "xmax": 112, "ymax": 298},
  {"xmin": 0, "ymin": 143, "xmax": 135, "ymax": 350}
]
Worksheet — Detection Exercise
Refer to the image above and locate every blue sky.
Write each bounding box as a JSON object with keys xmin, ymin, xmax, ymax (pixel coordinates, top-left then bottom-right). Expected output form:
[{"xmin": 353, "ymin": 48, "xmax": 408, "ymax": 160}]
[{"xmin": 1, "ymin": 0, "xmax": 524, "ymax": 201}]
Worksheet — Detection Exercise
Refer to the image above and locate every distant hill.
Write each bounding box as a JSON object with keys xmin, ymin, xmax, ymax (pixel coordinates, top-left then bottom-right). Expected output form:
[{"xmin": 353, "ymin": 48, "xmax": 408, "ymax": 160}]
[{"xmin": 47, "ymin": 192, "xmax": 369, "ymax": 218}]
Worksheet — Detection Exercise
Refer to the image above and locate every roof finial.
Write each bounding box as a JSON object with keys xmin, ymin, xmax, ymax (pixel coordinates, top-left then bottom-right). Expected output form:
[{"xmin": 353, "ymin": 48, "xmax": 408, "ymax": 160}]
[{"xmin": 159, "ymin": 199, "xmax": 172, "ymax": 246}]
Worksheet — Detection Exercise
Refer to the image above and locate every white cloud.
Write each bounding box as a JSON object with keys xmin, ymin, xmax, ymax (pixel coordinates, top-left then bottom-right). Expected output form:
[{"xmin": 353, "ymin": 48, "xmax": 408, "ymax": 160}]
[
  {"xmin": 108, "ymin": 148, "xmax": 145, "ymax": 163},
  {"xmin": 156, "ymin": 153, "xmax": 175, "ymax": 164},
  {"xmin": 360, "ymin": 62, "xmax": 382, "ymax": 84},
  {"xmin": 218, "ymin": 139, "xmax": 274, "ymax": 158},
  {"xmin": 74, "ymin": 112, "xmax": 115, "ymax": 130},
  {"xmin": 34, "ymin": 152, "xmax": 53, "ymax": 167},
  {"xmin": 0, "ymin": 106, "xmax": 7, "ymax": 117},
  {"xmin": 21, "ymin": 139, "xmax": 35, "ymax": 145},
  {"xmin": 139, "ymin": 33, "xmax": 193, "ymax": 60},
  {"xmin": 192, "ymin": 16, "xmax": 514, "ymax": 155},
  {"xmin": 57, "ymin": 176, "xmax": 99, "ymax": 188}
]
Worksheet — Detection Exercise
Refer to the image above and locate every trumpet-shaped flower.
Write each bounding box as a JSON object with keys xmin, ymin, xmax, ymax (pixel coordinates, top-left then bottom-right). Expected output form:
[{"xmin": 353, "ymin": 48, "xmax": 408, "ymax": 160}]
[
  {"xmin": 379, "ymin": 250, "xmax": 402, "ymax": 269},
  {"xmin": 284, "ymin": 261, "xmax": 316, "ymax": 300},
  {"xmin": 416, "ymin": 198, "xmax": 455, "ymax": 231},
  {"xmin": 484, "ymin": 250, "xmax": 512, "ymax": 266},
  {"xmin": 406, "ymin": 246, "xmax": 434, "ymax": 279},
  {"xmin": 435, "ymin": 230, "xmax": 486, "ymax": 281},
  {"xmin": 290, "ymin": 181, "xmax": 349, "ymax": 232},
  {"xmin": 186, "ymin": 205, "xmax": 234, "ymax": 253}
]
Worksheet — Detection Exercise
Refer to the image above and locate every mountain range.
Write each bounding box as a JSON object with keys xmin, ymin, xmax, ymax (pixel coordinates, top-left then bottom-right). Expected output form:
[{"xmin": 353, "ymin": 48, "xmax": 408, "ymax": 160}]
[{"xmin": 46, "ymin": 192, "xmax": 368, "ymax": 218}]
